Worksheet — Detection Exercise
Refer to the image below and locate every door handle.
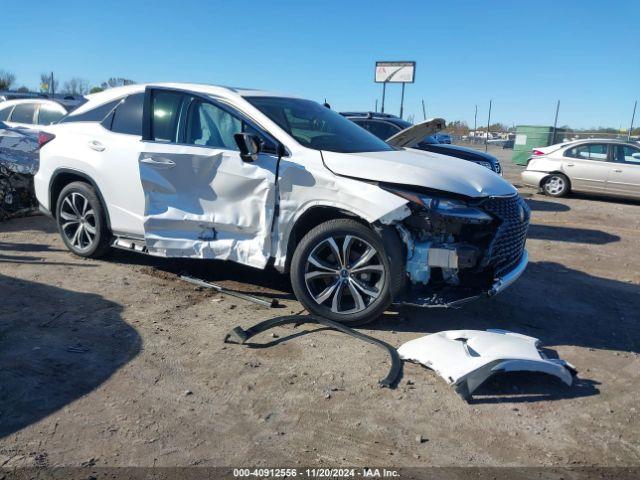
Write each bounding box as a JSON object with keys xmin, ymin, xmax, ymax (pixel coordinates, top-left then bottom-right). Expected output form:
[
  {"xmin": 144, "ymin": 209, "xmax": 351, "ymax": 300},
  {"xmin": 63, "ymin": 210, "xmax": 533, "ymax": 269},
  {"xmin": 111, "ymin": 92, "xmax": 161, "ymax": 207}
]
[
  {"xmin": 613, "ymin": 169, "xmax": 623, "ymax": 173},
  {"xmin": 566, "ymin": 163, "xmax": 574, "ymax": 167},
  {"xmin": 88, "ymin": 140, "xmax": 105, "ymax": 152},
  {"xmin": 140, "ymin": 156, "xmax": 176, "ymax": 168}
]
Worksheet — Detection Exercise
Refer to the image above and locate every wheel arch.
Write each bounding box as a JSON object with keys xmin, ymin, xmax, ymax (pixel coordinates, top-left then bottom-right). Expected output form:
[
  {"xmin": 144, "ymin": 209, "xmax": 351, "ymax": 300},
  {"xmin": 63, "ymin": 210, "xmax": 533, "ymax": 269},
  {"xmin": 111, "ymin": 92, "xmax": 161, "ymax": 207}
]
[
  {"xmin": 49, "ymin": 168, "xmax": 111, "ymax": 227},
  {"xmin": 282, "ymin": 205, "xmax": 366, "ymax": 272},
  {"xmin": 540, "ymin": 170, "xmax": 572, "ymax": 189}
]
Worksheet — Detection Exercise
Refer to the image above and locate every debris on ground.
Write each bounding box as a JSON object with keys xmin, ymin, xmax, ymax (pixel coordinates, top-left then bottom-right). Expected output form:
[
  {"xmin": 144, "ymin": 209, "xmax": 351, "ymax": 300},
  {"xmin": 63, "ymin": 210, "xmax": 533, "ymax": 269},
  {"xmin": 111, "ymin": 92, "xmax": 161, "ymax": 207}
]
[
  {"xmin": 225, "ymin": 315, "xmax": 402, "ymax": 388},
  {"xmin": 398, "ymin": 329, "xmax": 577, "ymax": 400}
]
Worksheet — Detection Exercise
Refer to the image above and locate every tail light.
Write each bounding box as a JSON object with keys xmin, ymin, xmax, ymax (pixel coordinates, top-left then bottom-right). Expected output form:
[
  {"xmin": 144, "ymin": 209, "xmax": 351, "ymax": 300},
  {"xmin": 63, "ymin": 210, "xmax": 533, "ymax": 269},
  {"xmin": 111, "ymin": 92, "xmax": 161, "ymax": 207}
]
[
  {"xmin": 38, "ymin": 132, "xmax": 56, "ymax": 149},
  {"xmin": 532, "ymin": 149, "xmax": 545, "ymax": 156}
]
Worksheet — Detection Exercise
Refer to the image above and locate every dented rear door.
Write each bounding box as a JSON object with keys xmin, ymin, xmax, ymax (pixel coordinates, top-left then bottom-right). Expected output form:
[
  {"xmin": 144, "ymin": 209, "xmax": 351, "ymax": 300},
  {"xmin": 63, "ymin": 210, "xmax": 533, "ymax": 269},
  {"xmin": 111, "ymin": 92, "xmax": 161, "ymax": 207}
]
[{"xmin": 138, "ymin": 88, "xmax": 277, "ymax": 269}]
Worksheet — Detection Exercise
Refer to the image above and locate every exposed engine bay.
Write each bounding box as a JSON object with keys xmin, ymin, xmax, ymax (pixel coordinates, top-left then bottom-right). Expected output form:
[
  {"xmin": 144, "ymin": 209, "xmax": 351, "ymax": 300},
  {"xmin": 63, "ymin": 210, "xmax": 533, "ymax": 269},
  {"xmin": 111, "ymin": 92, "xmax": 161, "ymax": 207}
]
[{"xmin": 384, "ymin": 185, "xmax": 531, "ymax": 307}]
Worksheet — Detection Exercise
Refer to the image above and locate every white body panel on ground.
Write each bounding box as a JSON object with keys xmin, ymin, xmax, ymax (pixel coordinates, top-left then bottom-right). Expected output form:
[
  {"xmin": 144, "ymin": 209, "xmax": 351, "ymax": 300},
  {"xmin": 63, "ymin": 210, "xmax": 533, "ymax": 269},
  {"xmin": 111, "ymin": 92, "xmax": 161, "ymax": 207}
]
[{"xmin": 398, "ymin": 329, "xmax": 575, "ymax": 399}]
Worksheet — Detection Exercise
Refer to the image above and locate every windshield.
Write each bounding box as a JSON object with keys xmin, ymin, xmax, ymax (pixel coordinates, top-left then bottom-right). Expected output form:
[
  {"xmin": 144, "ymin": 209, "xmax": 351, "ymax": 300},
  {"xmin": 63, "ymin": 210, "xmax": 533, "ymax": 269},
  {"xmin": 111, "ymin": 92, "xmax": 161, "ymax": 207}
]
[{"xmin": 245, "ymin": 96, "xmax": 394, "ymax": 153}]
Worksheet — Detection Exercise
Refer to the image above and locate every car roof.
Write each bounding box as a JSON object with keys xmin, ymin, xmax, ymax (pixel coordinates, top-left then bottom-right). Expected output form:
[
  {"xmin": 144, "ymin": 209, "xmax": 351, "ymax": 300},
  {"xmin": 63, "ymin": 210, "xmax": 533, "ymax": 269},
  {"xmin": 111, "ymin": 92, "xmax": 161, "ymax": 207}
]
[
  {"xmin": 340, "ymin": 111, "xmax": 412, "ymax": 128},
  {"xmin": 74, "ymin": 82, "xmax": 301, "ymax": 117},
  {"xmin": 556, "ymin": 138, "xmax": 638, "ymax": 148},
  {"xmin": 0, "ymin": 98, "xmax": 67, "ymax": 110}
]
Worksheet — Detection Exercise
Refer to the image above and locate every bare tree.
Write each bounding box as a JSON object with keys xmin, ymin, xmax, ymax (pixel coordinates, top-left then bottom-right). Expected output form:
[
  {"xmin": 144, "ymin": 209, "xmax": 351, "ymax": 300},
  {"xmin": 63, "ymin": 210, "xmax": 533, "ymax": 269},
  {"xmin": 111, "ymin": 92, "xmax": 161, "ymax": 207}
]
[
  {"xmin": 100, "ymin": 77, "xmax": 136, "ymax": 90},
  {"xmin": 0, "ymin": 70, "xmax": 16, "ymax": 90},
  {"xmin": 40, "ymin": 73, "xmax": 59, "ymax": 93},
  {"xmin": 63, "ymin": 77, "xmax": 89, "ymax": 96}
]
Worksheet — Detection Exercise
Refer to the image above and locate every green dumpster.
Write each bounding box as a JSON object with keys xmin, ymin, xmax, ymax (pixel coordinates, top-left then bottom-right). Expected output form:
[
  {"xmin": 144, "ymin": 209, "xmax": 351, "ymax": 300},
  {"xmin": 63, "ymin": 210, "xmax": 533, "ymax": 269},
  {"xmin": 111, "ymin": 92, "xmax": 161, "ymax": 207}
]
[{"xmin": 512, "ymin": 125, "xmax": 566, "ymax": 166}]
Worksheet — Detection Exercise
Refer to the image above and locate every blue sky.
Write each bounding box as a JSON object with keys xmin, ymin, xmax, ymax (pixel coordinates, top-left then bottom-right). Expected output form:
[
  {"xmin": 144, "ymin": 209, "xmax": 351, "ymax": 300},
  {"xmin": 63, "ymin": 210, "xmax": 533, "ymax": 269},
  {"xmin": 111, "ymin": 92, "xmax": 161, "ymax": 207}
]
[{"xmin": 2, "ymin": 0, "xmax": 638, "ymax": 129}]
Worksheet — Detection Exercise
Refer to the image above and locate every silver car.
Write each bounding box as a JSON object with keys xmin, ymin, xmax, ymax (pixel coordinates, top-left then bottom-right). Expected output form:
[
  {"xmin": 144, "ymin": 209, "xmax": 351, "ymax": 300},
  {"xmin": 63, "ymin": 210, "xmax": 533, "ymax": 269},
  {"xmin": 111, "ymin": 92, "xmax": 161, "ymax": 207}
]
[{"xmin": 521, "ymin": 139, "xmax": 640, "ymax": 199}]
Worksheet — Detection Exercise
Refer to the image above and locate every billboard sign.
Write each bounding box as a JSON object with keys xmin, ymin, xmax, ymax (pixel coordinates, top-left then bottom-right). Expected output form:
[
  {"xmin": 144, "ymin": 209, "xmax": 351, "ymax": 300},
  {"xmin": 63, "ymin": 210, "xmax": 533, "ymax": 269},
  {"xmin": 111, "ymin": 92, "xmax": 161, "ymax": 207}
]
[{"xmin": 375, "ymin": 61, "xmax": 416, "ymax": 83}]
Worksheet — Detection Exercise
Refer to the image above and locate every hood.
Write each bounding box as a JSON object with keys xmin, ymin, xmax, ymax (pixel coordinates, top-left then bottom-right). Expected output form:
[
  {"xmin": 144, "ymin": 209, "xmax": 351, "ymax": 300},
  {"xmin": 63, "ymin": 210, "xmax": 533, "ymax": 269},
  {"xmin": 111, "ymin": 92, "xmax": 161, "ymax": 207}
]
[
  {"xmin": 321, "ymin": 148, "xmax": 516, "ymax": 198},
  {"xmin": 419, "ymin": 143, "xmax": 498, "ymax": 163},
  {"xmin": 386, "ymin": 118, "xmax": 446, "ymax": 148}
]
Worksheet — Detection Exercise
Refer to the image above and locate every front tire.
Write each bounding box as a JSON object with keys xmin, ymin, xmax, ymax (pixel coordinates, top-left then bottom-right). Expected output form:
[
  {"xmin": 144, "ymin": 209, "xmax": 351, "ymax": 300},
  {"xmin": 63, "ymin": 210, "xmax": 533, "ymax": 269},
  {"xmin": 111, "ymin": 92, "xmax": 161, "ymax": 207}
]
[
  {"xmin": 290, "ymin": 219, "xmax": 403, "ymax": 325},
  {"xmin": 56, "ymin": 181, "xmax": 111, "ymax": 258},
  {"xmin": 542, "ymin": 173, "xmax": 570, "ymax": 197}
]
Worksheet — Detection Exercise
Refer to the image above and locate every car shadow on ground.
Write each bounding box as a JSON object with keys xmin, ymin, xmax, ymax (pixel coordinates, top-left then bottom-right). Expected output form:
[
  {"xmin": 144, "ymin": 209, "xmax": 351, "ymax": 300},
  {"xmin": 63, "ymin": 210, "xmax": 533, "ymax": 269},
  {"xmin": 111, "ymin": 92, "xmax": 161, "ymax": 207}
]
[
  {"xmin": 107, "ymin": 249, "xmax": 295, "ymax": 300},
  {"xmin": 0, "ymin": 240, "xmax": 96, "ymax": 266},
  {"xmin": 524, "ymin": 198, "xmax": 571, "ymax": 212},
  {"xmin": 376, "ymin": 261, "xmax": 639, "ymax": 353},
  {"xmin": 570, "ymin": 192, "xmax": 640, "ymax": 206},
  {"xmin": 527, "ymin": 224, "xmax": 620, "ymax": 244},
  {"xmin": 0, "ymin": 274, "xmax": 141, "ymax": 438}
]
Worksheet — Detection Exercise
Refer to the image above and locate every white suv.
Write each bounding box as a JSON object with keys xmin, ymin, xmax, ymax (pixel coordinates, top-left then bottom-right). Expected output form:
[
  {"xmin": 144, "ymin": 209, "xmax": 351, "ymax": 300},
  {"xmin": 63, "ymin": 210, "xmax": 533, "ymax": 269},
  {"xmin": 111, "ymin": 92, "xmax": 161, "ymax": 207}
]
[{"xmin": 35, "ymin": 83, "xmax": 529, "ymax": 324}]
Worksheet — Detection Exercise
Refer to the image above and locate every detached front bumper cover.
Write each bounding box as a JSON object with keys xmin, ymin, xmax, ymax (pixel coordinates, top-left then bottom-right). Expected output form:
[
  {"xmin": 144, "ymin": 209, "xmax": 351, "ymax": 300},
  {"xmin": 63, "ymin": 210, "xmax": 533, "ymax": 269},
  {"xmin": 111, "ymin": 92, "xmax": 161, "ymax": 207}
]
[{"xmin": 398, "ymin": 329, "xmax": 577, "ymax": 400}]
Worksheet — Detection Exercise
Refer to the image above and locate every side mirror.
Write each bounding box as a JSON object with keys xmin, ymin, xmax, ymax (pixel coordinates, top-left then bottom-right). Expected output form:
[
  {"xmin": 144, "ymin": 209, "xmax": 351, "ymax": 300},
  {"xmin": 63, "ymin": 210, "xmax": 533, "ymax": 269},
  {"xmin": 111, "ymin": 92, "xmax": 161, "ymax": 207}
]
[{"xmin": 234, "ymin": 133, "xmax": 261, "ymax": 162}]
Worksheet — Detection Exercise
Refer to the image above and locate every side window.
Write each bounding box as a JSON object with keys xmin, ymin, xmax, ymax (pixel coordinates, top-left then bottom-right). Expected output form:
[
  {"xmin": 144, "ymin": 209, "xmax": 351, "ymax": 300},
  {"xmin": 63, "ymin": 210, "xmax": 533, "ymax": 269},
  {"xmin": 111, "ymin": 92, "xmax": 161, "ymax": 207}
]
[
  {"xmin": 565, "ymin": 143, "xmax": 608, "ymax": 161},
  {"xmin": 0, "ymin": 105, "xmax": 13, "ymax": 122},
  {"xmin": 111, "ymin": 93, "xmax": 144, "ymax": 136},
  {"xmin": 185, "ymin": 100, "xmax": 241, "ymax": 150},
  {"xmin": 366, "ymin": 121, "xmax": 400, "ymax": 141},
  {"xmin": 242, "ymin": 122, "xmax": 277, "ymax": 154},
  {"xmin": 61, "ymin": 98, "xmax": 121, "ymax": 124},
  {"xmin": 37, "ymin": 105, "xmax": 66, "ymax": 125},
  {"xmin": 351, "ymin": 119, "xmax": 370, "ymax": 131},
  {"xmin": 615, "ymin": 145, "xmax": 640, "ymax": 164},
  {"xmin": 150, "ymin": 91, "xmax": 184, "ymax": 142},
  {"xmin": 9, "ymin": 104, "xmax": 37, "ymax": 124}
]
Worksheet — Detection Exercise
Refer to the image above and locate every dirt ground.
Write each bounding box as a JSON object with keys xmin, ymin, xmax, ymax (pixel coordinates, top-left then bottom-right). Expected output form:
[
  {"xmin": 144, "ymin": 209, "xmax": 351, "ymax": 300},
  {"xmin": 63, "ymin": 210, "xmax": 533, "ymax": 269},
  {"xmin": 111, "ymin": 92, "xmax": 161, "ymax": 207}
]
[{"xmin": 1, "ymin": 146, "xmax": 639, "ymax": 469}]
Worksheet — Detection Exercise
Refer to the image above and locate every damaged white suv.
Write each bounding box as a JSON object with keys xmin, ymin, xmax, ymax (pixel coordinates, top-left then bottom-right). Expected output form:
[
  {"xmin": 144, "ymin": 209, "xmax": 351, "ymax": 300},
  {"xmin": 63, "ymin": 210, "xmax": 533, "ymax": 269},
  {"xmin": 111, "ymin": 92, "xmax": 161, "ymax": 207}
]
[{"xmin": 35, "ymin": 83, "xmax": 529, "ymax": 324}]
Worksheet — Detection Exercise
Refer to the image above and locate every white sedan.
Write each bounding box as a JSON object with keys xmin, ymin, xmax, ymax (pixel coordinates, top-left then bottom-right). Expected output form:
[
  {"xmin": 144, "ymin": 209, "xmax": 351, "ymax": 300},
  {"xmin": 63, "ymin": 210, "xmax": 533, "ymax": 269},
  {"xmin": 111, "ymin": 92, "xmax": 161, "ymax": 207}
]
[
  {"xmin": 0, "ymin": 99, "xmax": 68, "ymax": 128},
  {"xmin": 521, "ymin": 139, "xmax": 640, "ymax": 199}
]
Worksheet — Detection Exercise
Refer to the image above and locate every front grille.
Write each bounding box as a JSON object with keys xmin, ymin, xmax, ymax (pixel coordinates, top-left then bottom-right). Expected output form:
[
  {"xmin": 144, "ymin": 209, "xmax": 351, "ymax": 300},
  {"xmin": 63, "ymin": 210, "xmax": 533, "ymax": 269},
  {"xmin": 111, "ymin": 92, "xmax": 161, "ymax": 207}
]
[{"xmin": 482, "ymin": 195, "xmax": 529, "ymax": 276}]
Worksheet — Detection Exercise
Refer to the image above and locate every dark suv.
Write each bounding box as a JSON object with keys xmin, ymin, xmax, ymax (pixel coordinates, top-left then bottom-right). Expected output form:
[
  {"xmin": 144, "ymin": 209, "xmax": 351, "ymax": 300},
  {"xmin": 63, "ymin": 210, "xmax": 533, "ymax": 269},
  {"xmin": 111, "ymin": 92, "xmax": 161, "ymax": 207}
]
[{"xmin": 341, "ymin": 112, "xmax": 502, "ymax": 175}]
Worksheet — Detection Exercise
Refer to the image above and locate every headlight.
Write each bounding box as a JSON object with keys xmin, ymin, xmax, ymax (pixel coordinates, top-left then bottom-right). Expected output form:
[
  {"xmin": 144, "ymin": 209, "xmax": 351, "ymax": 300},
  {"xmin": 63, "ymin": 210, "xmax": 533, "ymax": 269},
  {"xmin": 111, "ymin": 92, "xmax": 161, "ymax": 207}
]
[
  {"xmin": 383, "ymin": 187, "xmax": 493, "ymax": 223},
  {"xmin": 475, "ymin": 161, "xmax": 493, "ymax": 170}
]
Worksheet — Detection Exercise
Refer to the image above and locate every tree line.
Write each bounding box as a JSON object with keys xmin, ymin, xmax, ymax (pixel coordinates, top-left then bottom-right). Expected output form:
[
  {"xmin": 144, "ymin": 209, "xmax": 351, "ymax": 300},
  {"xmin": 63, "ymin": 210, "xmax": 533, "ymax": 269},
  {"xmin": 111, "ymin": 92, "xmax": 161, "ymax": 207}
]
[{"xmin": 0, "ymin": 70, "xmax": 134, "ymax": 96}]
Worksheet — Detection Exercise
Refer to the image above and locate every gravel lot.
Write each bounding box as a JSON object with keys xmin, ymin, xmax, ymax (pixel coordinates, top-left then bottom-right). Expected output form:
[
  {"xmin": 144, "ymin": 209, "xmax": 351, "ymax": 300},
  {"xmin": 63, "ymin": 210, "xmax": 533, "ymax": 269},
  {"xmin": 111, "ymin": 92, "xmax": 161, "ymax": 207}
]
[{"xmin": 1, "ymin": 145, "xmax": 639, "ymax": 469}]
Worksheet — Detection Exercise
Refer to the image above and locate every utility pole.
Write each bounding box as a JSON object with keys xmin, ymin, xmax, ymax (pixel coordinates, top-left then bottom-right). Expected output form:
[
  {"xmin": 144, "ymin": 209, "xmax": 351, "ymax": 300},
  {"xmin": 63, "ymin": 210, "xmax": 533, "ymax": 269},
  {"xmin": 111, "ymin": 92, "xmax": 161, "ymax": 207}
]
[
  {"xmin": 50, "ymin": 72, "xmax": 55, "ymax": 97},
  {"xmin": 485, "ymin": 100, "xmax": 492, "ymax": 152},
  {"xmin": 629, "ymin": 100, "xmax": 638, "ymax": 140},
  {"xmin": 399, "ymin": 83, "xmax": 406, "ymax": 119},
  {"xmin": 422, "ymin": 99, "xmax": 426, "ymax": 120},
  {"xmin": 375, "ymin": 99, "xmax": 378, "ymax": 113},
  {"xmin": 474, "ymin": 105, "xmax": 478, "ymax": 143},
  {"xmin": 552, "ymin": 100, "xmax": 560, "ymax": 144},
  {"xmin": 381, "ymin": 83, "xmax": 386, "ymax": 114}
]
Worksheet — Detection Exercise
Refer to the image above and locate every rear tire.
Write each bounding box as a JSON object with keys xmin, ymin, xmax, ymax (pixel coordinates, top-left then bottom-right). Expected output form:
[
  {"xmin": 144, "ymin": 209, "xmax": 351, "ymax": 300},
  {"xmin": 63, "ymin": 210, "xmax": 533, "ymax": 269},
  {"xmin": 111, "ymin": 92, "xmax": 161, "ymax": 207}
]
[
  {"xmin": 542, "ymin": 173, "xmax": 570, "ymax": 197},
  {"xmin": 56, "ymin": 181, "xmax": 111, "ymax": 258},
  {"xmin": 290, "ymin": 219, "xmax": 404, "ymax": 325}
]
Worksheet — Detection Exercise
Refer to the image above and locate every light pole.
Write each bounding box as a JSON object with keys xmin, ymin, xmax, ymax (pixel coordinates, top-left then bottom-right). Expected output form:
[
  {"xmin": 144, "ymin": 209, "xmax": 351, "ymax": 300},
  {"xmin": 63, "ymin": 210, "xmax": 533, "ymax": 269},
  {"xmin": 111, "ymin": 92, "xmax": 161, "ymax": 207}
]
[{"xmin": 629, "ymin": 100, "xmax": 638, "ymax": 140}]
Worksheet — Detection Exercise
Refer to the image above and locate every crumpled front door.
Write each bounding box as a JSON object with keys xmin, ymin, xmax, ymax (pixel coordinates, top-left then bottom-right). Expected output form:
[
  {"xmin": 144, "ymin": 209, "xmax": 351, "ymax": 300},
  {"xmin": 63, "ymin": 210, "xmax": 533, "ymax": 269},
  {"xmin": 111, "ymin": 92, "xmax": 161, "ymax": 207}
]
[{"xmin": 138, "ymin": 141, "xmax": 276, "ymax": 269}]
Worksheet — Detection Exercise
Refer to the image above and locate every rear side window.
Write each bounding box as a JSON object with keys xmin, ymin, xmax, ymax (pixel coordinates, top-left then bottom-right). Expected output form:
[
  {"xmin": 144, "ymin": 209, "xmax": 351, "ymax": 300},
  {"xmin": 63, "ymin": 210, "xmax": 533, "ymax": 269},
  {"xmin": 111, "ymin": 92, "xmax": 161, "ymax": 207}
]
[
  {"xmin": 10, "ymin": 104, "xmax": 37, "ymax": 124},
  {"xmin": 365, "ymin": 120, "xmax": 400, "ymax": 141},
  {"xmin": 0, "ymin": 105, "xmax": 13, "ymax": 121},
  {"xmin": 111, "ymin": 93, "xmax": 144, "ymax": 136},
  {"xmin": 60, "ymin": 99, "xmax": 121, "ymax": 123},
  {"xmin": 37, "ymin": 105, "xmax": 66, "ymax": 125},
  {"xmin": 150, "ymin": 91, "xmax": 184, "ymax": 142},
  {"xmin": 614, "ymin": 144, "xmax": 640, "ymax": 164},
  {"xmin": 565, "ymin": 143, "xmax": 609, "ymax": 161}
]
